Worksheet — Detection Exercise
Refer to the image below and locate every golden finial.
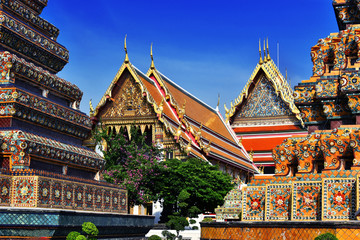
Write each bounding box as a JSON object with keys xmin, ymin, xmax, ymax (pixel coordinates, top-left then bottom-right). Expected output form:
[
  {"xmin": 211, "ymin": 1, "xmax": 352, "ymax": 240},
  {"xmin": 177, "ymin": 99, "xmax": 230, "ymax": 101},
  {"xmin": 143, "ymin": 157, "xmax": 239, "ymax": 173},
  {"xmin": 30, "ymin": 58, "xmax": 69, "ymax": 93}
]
[
  {"xmin": 124, "ymin": 34, "xmax": 129, "ymax": 63},
  {"xmin": 217, "ymin": 93, "xmax": 220, "ymax": 109},
  {"xmin": 185, "ymin": 141, "xmax": 192, "ymax": 154},
  {"xmin": 150, "ymin": 43, "xmax": 155, "ymax": 69},
  {"xmin": 249, "ymin": 149, "xmax": 254, "ymax": 161},
  {"xmin": 175, "ymin": 124, "xmax": 182, "ymax": 139},
  {"xmin": 285, "ymin": 68, "xmax": 288, "ymax": 81},
  {"xmin": 203, "ymin": 140, "xmax": 211, "ymax": 155},
  {"xmin": 259, "ymin": 39, "xmax": 263, "ymax": 64},
  {"xmin": 266, "ymin": 37, "xmax": 271, "ymax": 61},
  {"xmin": 239, "ymin": 135, "xmax": 243, "ymax": 144},
  {"xmin": 263, "ymin": 39, "xmax": 267, "ymax": 63},
  {"xmin": 89, "ymin": 99, "xmax": 94, "ymax": 117}
]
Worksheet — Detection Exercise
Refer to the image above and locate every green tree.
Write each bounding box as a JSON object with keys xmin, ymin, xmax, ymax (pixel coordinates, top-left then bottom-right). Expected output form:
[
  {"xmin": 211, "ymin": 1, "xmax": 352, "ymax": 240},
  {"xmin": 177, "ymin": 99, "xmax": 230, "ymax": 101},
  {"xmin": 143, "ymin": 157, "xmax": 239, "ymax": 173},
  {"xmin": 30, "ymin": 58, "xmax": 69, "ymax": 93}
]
[
  {"xmin": 93, "ymin": 125, "xmax": 164, "ymax": 207},
  {"xmin": 154, "ymin": 158, "xmax": 233, "ymax": 222}
]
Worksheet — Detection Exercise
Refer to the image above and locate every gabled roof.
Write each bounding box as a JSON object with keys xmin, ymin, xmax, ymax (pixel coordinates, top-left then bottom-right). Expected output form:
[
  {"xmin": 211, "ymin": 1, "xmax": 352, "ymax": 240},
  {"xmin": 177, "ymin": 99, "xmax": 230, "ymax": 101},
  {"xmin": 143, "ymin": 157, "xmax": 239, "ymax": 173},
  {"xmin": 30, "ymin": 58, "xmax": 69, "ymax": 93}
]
[
  {"xmin": 94, "ymin": 51, "xmax": 258, "ymax": 174},
  {"xmin": 146, "ymin": 59, "xmax": 258, "ymax": 173},
  {"xmin": 225, "ymin": 58, "xmax": 303, "ymax": 126}
]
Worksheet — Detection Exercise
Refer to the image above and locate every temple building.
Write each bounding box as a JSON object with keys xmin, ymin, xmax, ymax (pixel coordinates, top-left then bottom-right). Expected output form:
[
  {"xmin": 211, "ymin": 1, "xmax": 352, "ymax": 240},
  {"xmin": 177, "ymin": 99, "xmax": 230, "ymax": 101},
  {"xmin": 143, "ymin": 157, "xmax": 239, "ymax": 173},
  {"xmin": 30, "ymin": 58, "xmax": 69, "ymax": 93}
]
[
  {"xmin": 0, "ymin": 0, "xmax": 153, "ymax": 239},
  {"xmin": 92, "ymin": 41, "xmax": 259, "ymax": 184},
  {"xmin": 224, "ymin": 40, "xmax": 307, "ymax": 174},
  {"xmin": 209, "ymin": 1, "xmax": 360, "ymax": 237}
]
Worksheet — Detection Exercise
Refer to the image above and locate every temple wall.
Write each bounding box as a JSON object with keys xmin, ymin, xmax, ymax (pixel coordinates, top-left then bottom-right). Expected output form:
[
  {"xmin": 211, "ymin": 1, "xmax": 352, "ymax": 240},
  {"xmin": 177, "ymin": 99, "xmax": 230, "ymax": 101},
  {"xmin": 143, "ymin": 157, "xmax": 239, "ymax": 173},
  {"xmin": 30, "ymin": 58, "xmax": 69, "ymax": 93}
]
[{"xmin": 201, "ymin": 221, "xmax": 360, "ymax": 240}]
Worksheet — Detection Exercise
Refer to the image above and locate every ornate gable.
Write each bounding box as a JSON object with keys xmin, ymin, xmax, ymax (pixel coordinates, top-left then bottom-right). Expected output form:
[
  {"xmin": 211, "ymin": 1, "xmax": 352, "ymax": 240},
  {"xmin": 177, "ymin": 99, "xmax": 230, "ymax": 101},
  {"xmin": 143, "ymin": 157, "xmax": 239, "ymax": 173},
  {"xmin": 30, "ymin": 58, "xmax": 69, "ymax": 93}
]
[
  {"xmin": 237, "ymin": 75, "xmax": 293, "ymax": 119},
  {"xmin": 226, "ymin": 58, "xmax": 303, "ymax": 127},
  {"xmin": 101, "ymin": 74, "xmax": 154, "ymax": 119}
]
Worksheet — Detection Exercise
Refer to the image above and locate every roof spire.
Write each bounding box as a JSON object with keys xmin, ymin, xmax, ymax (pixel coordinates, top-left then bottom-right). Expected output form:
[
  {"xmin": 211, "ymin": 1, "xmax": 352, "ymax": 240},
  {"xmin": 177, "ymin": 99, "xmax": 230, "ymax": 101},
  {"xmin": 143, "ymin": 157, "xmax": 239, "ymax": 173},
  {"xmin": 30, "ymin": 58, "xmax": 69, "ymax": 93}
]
[
  {"xmin": 259, "ymin": 39, "xmax": 263, "ymax": 64},
  {"xmin": 124, "ymin": 34, "xmax": 129, "ymax": 63},
  {"xmin": 263, "ymin": 39, "xmax": 267, "ymax": 63},
  {"xmin": 266, "ymin": 37, "xmax": 271, "ymax": 61},
  {"xmin": 150, "ymin": 43, "xmax": 155, "ymax": 69},
  {"xmin": 216, "ymin": 93, "xmax": 220, "ymax": 111},
  {"xmin": 285, "ymin": 68, "xmax": 288, "ymax": 81}
]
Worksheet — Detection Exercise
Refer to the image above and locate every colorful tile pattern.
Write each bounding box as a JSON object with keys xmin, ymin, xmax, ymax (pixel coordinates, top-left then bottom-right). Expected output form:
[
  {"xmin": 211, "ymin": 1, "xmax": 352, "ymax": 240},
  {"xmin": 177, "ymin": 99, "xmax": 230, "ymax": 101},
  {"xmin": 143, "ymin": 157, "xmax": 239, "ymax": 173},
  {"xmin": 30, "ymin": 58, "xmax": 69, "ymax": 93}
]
[
  {"xmin": 11, "ymin": 176, "xmax": 38, "ymax": 207},
  {"xmin": 0, "ymin": 175, "xmax": 11, "ymax": 206},
  {"xmin": 237, "ymin": 76, "xmax": 292, "ymax": 118},
  {"xmin": 0, "ymin": 174, "xmax": 126, "ymax": 213},
  {"xmin": 292, "ymin": 181, "xmax": 322, "ymax": 221},
  {"xmin": 241, "ymin": 186, "xmax": 266, "ymax": 221},
  {"xmin": 0, "ymin": 130, "xmax": 105, "ymax": 170},
  {"xmin": 38, "ymin": 178, "xmax": 51, "ymax": 207},
  {"xmin": 322, "ymin": 178, "xmax": 356, "ymax": 220},
  {"xmin": 265, "ymin": 184, "xmax": 292, "ymax": 221}
]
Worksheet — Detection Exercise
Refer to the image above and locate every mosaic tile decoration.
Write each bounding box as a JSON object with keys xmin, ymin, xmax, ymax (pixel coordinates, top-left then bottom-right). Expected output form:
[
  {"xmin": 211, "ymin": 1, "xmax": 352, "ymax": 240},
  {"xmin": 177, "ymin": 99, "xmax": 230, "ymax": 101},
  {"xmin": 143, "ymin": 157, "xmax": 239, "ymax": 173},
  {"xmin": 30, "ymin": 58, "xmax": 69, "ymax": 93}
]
[
  {"xmin": 322, "ymin": 178, "xmax": 356, "ymax": 221},
  {"xmin": 0, "ymin": 174, "xmax": 127, "ymax": 213},
  {"xmin": 112, "ymin": 191, "xmax": 120, "ymax": 212},
  {"xmin": 292, "ymin": 181, "xmax": 322, "ymax": 221},
  {"xmin": 38, "ymin": 178, "xmax": 51, "ymax": 207},
  {"xmin": 237, "ymin": 76, "xmax": 293, "ymax": 118},
  {"xmin": 74, "ymin": 184, "xmax": 84, "ymax": 209},
  {"xmin": 11, "ymin": 176, "xmax": 38, "ymax": 207},
  {"xmin": 241, "ymin": 186, "xmax": 266, "ymax": 221},
  {"xmin": 120, "ymin": 191, "xmax": 127, "ymax": 212},
  {"xmin": 94, "ymin": 188, "xmax": 103, "ymax": 210},
  {"xmin": 51, "ymin": 181, "xmax": 62, "ymax": 207},
  {"xmin": 84, "ymin": 186, "xmax": 94, "ymax": 210},
  {"xmin": 0, "ymin": 175, "xmax": 11, "ymax": 206},
  {"xmin": 63, "ymin": 183, "xmax": 73, "ymax": 208},
  {"xmin": 265, "ymin": 184, "xmax": 292, "ymax": 221},
  {"xmin": 104, "ymin": 190, "xmax": 111, "ymax": 210}
]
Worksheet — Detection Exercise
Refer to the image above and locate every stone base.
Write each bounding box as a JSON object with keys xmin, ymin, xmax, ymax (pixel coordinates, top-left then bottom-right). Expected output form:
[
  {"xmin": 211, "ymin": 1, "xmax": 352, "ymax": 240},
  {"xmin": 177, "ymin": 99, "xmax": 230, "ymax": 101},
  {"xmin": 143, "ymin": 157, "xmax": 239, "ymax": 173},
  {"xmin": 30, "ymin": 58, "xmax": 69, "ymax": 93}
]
[
  {"xmin": 0, "ymin": 208, "xmax": 154, "ymax": 239},
  {"xmin": 201, "ymin": 221, "xmax": 360, "ymax": 240}
]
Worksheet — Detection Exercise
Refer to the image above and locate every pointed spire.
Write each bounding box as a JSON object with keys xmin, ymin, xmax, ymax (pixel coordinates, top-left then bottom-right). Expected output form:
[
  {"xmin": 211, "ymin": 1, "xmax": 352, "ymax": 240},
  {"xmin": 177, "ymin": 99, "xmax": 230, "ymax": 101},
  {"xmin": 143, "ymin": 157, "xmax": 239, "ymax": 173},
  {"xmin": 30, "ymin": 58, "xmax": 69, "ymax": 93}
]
[
  {"xmin": 266, "ymin": 37, "xmax": 271, "ymax": 61},
  {"xmin": 259, "ymin": 39, "xmax": 263, "ymax": 64},
  {"xmin": 216, "ymin": 93, "xmax": 220, "ymax": 111},
  {"xmin": 285, "ymin": 68, "xmax": 288, "ymax": 81},
  {"xmin": 89, "ymin": 99, "xmax": 94, "ymax": 117},
  {"xmin": 124, "ymin": 35, "xmax": 129, "ymax": 63},
  {"xmin": 263, "ymin": 39, "xmax": 267, "ymax": 63},
  {"xmin": 150, "ymin": 43, "xmax": 155, "ymax": 69}
]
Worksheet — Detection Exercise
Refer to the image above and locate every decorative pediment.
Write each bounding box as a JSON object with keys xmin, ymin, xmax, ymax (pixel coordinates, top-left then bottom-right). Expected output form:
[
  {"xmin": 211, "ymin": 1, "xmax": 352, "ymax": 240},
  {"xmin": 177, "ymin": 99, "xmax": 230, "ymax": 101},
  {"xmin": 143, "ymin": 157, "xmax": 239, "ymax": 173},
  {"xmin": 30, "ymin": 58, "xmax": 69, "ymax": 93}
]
[
  {"xmin": 102, "ymin": 76, "xmax": 154, "ymax": 119},
  {"xmin": 236, "ymin": 75, "xmax": 293, "ymax": 119}
]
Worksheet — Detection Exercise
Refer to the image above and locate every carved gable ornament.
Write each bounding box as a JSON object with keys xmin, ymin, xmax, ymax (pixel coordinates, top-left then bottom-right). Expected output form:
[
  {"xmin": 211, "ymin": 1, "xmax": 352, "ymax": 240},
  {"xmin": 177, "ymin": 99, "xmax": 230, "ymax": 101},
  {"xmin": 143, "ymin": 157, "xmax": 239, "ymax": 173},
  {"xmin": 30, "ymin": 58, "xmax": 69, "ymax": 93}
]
[
  {"xmin": 103, "ymin": 76, "xmax": 154, "ymax": 118},
  {"xmin": 237, "ymin": 76, "xmax": 292, "ymax": 119}
]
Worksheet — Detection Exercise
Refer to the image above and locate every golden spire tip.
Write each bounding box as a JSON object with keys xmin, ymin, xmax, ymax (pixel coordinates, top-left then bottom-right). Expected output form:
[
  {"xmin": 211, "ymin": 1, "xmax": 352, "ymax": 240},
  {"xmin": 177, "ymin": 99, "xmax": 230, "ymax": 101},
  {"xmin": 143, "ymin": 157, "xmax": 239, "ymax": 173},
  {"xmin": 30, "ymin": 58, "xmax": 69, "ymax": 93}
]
[
  {"xmin": 124, "ymin": 34, "xmax": 129, "ymax": 63},
  {"xmin": 150, "ymin": 42, "xmax": 155, "ymax": 69},
  {"xmin": 266, "ymin": 37, "xmax": 270, "ymax": 61},
  {"xmin": 263, "ymin": 39, "xmax": 266, "ymax": 63},
  {"xmin": 259, "ymin": 39, "xmax": 263, "ymax": 64}
]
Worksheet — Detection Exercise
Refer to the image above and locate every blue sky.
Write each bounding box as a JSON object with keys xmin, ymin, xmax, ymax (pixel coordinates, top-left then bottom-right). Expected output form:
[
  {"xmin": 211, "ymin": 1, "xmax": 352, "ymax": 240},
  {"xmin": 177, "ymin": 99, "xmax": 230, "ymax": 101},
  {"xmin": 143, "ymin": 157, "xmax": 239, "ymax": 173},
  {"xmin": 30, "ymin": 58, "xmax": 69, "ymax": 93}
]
[{"xmin": 41, "ymin": 0, "xmax": 337, "ymax": 115}]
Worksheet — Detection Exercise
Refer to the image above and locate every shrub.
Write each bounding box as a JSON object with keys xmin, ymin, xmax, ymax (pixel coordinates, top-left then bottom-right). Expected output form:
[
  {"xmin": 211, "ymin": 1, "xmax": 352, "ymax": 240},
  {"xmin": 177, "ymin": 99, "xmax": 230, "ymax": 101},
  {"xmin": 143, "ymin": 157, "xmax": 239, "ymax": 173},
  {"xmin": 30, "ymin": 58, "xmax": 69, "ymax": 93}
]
[
  {"xmin": 66, "ymin": 231, "xmax": 80, "ymax": 240},
  {"xmin": 82, "ymin": 222, "xmax": 99, "ymax": 237},
  {"xmin": 75, "ymin": 236, "xmax": 87, "ymax": 240},
  {"xmin": 148, "ymin": 235, "xmax": 162, "ymax": 240},
  {"xmin": 314, "ymin": 232, "xmax": 338, "ymax": 240},
  {"xmin": 189, "ymin": 219, "xmax": 196, "ymax": 224},
  {"xmin": 202, "ymin": 217, "xmax": 213, "ymax": 223},
  {"xmin": 192, "ymin": 226, "xmax": 199, "ymax": 230},
  {"xmin": 66, "ymin": 222, "xmax": 99, "ymax": 240}
]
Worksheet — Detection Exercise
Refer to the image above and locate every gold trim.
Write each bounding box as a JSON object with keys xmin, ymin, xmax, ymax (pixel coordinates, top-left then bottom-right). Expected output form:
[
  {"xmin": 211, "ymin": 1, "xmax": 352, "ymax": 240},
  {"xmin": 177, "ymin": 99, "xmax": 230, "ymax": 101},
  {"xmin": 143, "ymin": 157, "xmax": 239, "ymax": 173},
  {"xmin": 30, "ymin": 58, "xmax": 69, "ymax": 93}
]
[{"xmin": 225, "ymin": 58, "xmax": 304, "ymax": 127}]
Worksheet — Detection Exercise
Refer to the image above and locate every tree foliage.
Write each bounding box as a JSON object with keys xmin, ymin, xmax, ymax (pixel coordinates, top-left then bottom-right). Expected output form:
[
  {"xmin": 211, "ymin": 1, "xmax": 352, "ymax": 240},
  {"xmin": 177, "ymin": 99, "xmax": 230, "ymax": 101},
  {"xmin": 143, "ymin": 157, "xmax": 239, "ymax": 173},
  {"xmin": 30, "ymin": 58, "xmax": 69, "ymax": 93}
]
[
  {"xmin": 314, "ymin": 233, "xmax": 338, "ymax": 240},
  {"xmin": 93, "ymin": 125, "xmax": 164, "ymax": 207},
  {"xmin": 66, "ymin": 222, "xmax": 99, "ymax": 240},
  {"xmin": 154, "ymin": 158, "xmax": 233, "ymax": 222}
]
